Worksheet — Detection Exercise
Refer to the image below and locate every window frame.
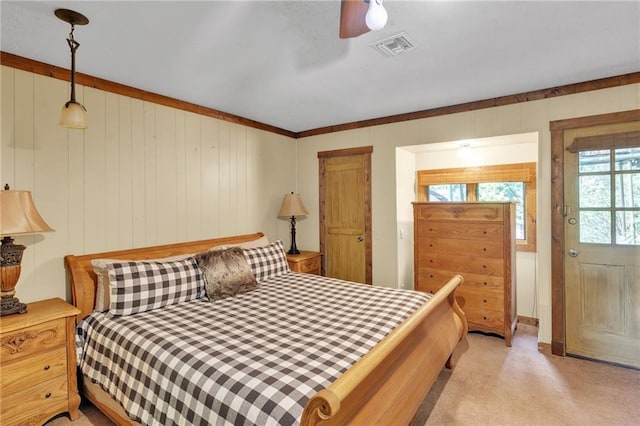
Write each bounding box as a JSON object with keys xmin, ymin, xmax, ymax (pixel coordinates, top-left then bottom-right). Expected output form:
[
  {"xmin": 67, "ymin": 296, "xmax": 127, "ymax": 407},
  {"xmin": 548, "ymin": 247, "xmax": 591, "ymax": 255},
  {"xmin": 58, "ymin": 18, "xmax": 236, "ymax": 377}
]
[{"xmin": 417, "ymin": 162, "xmax": 537, "ymax": 252}]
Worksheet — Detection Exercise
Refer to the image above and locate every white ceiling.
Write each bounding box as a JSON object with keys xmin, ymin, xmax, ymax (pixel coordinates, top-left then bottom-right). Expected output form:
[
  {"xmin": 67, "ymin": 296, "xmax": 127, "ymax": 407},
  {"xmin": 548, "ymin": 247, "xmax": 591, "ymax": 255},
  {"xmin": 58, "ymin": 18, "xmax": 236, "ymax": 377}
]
[{"xmin": 2, "ymin": 1, "xmax": 639, "ymax": 133}]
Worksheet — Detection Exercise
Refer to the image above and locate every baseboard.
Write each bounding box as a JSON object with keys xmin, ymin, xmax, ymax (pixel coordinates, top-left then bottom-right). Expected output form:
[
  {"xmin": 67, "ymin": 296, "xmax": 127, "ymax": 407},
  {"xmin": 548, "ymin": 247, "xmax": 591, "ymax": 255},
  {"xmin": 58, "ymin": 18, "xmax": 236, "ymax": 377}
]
[
  {"xmin": 537, "ymin": 342, "xmax": 552, "ymax": 355},
  {"xmin": 517, "ymin": 315, "xmax": 539, "ymax": 327}
]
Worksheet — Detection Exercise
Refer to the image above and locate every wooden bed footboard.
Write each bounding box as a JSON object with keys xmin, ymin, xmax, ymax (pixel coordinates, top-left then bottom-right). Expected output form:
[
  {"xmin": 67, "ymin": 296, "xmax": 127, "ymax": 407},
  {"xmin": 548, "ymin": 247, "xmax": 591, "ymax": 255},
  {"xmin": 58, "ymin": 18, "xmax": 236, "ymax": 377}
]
[
  {"xmin": 65, "ymin": 233, "xmax": 466, "ymax": 425},
  {"xmin": 301, "ymin": 275, "xmax": 467, "ymax": 426}
]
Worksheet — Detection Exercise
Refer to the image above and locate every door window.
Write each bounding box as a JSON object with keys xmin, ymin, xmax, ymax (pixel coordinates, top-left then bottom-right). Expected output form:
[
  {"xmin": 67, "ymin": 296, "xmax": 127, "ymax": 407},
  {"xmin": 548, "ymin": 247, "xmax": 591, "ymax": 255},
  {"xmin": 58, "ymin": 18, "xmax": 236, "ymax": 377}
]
[{"xmin": 578, "ymin": 147, "xmax": 640, "ymax": 245}]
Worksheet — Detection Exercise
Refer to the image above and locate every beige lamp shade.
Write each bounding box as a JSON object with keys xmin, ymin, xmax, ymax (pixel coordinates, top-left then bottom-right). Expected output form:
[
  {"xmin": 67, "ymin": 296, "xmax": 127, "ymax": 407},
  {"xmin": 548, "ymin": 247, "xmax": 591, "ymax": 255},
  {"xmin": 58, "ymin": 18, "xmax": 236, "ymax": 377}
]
[
  {"xmin": 1, "ymin": 190, "xmax": 54, "ymax": 236},
  {"xmin": 60, "ymin": 100, "xmax": 87, "ymax": 129},
  {"xmin": 278, "ymin": 193, "xmax": 308, "ymax": 217}
]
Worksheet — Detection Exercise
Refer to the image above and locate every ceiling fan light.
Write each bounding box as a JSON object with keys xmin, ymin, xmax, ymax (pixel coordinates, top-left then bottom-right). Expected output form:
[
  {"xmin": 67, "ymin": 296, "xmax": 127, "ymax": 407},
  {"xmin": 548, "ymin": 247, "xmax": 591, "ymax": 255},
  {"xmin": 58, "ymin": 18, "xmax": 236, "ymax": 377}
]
[
  {"xmin": 60, "ymin": 100, "xmax": 87, "ymax": 129},
  {"xmin": 366, "ymin": 0, "xmax": 388, "ymax": 31}
]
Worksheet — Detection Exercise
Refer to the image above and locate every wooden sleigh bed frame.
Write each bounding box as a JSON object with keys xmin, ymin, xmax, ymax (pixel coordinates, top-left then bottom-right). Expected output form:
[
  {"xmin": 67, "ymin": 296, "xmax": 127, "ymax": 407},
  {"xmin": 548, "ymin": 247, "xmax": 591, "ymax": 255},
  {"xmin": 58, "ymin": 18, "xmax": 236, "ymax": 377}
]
[{"xmin": 64, "ymin": 232, "xmax": 467, "ymax": 425}]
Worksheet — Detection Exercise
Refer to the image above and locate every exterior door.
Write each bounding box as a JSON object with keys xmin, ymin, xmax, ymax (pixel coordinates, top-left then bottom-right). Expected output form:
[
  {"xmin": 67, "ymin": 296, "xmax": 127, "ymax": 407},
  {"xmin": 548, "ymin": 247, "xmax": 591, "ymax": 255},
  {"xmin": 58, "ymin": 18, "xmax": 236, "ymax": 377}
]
[
  {"xmin": 563, "ymin": 123, "xmax": 640, "ymax": 368},
  {"xmin": 318, "ymin": 147, "xmax": 372, "ymax": 284}
]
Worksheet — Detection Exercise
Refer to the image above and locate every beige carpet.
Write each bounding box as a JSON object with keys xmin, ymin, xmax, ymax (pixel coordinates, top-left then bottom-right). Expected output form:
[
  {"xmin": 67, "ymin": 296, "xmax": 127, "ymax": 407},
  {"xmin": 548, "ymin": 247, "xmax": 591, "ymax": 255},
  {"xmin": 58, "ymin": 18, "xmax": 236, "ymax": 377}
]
[{"xmin": 48, "ymin": 324, "xmax": 639, "ymax": 425}]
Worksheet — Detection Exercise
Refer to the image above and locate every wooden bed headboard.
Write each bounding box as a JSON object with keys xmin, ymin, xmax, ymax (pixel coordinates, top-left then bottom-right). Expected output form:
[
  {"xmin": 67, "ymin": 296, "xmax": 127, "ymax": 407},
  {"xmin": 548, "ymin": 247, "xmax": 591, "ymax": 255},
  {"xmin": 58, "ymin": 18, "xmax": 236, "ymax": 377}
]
[{"xmin": 64, "ymin": 232, "xmax": 265, "ymax": 321}]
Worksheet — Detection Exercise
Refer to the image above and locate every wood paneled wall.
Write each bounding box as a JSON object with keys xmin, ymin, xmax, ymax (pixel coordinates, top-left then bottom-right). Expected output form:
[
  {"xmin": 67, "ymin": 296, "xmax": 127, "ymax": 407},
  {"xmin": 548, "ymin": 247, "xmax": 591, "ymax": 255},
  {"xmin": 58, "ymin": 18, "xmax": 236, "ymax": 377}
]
[{"xmin": 1, "ymin": 66, "xmax": 295, "ymax": 303}]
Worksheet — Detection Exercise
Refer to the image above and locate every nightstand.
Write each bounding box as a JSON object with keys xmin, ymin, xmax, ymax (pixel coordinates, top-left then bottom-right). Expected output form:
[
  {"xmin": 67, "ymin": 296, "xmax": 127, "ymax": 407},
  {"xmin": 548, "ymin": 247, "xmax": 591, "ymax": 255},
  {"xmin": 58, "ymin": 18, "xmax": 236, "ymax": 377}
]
[
  {"xmin": 0, "ymin": 298, "xmax": 81, "ymax": 425},
  {"xmin": 286, "ymin": 251, "xmax": 322, "ymax": 275}
]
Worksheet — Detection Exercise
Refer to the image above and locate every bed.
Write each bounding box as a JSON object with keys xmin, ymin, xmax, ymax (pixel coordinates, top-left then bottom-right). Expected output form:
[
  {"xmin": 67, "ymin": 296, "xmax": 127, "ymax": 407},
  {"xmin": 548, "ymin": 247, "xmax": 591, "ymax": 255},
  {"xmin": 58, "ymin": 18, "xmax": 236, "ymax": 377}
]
[{"xmin": 65, "ymin": 232, "xmax": 467, "ymax": 425}]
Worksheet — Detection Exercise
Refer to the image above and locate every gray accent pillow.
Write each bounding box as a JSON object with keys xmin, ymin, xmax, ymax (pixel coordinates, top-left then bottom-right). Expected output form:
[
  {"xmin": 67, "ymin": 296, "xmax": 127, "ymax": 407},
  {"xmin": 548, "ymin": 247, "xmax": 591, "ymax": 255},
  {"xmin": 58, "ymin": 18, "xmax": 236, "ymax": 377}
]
[{"xmin": 194, "ymin": 247, "xmax": 258, "ymax": 301}]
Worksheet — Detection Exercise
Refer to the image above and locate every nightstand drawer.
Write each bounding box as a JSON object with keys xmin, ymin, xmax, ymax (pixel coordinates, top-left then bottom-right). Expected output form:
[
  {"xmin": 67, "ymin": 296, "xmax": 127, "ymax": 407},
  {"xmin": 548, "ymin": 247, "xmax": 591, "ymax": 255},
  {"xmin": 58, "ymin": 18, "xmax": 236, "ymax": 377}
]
[
  {"xmin": 0, "ymin": 374, "xmax": 68, "ymax": 426},
  {"xmin": 0, "ymin": 347, "xmax": 67, "ymax": 395},
  {"xmin": 0, "ymin": 318, "xmax": 66, "ymax": 364},
  {"xmin": 296, "ymin": 256, "xmax": 321, "ymax": 274},
  {"xmin": 287, "ymin": 251, "xmax": 322, "ymax": 275}
]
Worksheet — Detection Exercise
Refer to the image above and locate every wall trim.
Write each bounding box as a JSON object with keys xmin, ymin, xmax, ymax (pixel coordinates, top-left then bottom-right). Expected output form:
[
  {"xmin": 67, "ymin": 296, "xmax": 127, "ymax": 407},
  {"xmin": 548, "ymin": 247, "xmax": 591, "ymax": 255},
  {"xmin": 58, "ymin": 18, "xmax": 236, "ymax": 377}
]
[
  {"xmin": 3, "ymin": 51, "xmax": 639, "ymax": 139},
  {"xmin": 299, "ymin": 72, "xmax": 640, "ymax": 138},
  {"xmin": 517, "ymin": 316, "xmax": 539, "ymax": 327}
]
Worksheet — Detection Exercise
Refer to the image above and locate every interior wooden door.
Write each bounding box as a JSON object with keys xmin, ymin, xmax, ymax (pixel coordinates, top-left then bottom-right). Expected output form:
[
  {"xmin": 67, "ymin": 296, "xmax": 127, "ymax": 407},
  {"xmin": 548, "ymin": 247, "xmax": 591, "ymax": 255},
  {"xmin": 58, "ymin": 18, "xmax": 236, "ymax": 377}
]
[
  {"xmin": 318, "ymin": 147, "xmax": 372, "ymax": 284},
  {"xmin": 563, "ymin": 122, "xmax": 640, "ymax": 368}
]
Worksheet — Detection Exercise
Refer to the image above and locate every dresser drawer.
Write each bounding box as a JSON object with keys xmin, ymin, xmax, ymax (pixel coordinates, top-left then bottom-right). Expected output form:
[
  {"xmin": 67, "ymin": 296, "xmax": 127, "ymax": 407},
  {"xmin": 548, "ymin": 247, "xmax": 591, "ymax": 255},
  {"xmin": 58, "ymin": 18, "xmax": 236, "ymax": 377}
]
[
  {"xmin": 414, "ymin": 203, "xmax": 505, "ymax": 222},
  {"xmin": 0, "ymin": 347, "xmax": 67, "ymax": 395},
  {"xmin": 416, "ymin": 222, "xmax": 504, "ymax": 242},
  {"xmin": 415, "ymin": 269, "xmax": 461, "ymax": 293},
  {"xmin": 0, "ymin": 318, "xmax": 66, "ymax": 364},
  {"xmin": 416, "ymin": 269, "xmax": 504, "ymax": 295},
  {"xmin": 417, "ymin": 252, "xmax": 505, "ymax": 277},
  {"xmin": 458, "ymin": 271, "xmax": 505, "ymax": 295},
  {"xmin": 0, "ymin": 374, "xmax": 68, "ymax": 426},
  {"xmin": 454, "ymin": 288, "xmax": 503, "ymax": 312},
  {"xmin": 462, "ymin": 306, "xmax": 505, "ymax": 332},
  {"xmin": 416, "ymin": 236, "xmax": 504, "ymax": 258}
]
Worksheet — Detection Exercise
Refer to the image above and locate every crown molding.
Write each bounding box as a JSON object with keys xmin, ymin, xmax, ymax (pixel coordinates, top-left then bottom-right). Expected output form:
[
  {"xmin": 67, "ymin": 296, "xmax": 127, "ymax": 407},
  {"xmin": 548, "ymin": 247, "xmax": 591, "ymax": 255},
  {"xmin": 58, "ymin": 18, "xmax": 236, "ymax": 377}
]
[{"xmin": 3, "ymin": 51, "xmax": 639, "ymax": 140}]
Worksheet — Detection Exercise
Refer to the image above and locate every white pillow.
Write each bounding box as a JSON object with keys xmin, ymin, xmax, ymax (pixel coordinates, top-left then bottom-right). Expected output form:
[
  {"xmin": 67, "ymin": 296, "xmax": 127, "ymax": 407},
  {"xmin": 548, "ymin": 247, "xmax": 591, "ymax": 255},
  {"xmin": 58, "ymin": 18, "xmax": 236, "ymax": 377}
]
[{"xmin": 230, "ymin": 235, "xmax": 269, "ymax": 249}]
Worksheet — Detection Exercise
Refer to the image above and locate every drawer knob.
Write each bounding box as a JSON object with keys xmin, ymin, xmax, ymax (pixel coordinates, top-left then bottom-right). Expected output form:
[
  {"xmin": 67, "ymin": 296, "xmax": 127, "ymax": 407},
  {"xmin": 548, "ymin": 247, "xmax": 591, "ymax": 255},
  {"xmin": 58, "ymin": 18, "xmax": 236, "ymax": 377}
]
[
  {"xmin": 44, "ymin": 364, "xmax": 50, "ymax": 371},
  {"xmin": 483, "ymin": 282, "xmax": 488, "ymax": 286},
  {"xmin": 483, "ymin": 316, "xmax": 488, "ymax": 320},
  {"xmin": 45, "ymin": 392, "xmax": 52, "ymax": 399},
  {"xmin": 482, "ymin": 265, "xmax": 487, "ymax": 269},
  {"xmin": 483, "ymin": 299, "xmax": 488, "ymax": 303}
]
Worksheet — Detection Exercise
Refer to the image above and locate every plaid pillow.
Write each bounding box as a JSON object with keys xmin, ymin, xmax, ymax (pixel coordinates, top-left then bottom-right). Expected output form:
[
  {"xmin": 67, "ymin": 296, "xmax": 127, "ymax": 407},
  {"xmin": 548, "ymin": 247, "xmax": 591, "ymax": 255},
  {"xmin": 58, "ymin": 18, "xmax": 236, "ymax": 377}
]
[
  {"xmin": 243, "ymin": 240, "xmax": 290, "ymax": 282},
  {"xmin": 107, "ymin": 258, "xmax": 205, "ymax": 316}
]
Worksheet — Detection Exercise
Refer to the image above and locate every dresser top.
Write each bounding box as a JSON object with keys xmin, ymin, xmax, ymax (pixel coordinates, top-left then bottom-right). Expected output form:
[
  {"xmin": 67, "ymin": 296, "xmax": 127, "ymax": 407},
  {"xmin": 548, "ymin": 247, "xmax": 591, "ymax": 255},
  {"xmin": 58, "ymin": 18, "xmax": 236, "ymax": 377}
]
[{"xmin": 0, "ymin": 298, "xmax": 80, "ymax": 334}]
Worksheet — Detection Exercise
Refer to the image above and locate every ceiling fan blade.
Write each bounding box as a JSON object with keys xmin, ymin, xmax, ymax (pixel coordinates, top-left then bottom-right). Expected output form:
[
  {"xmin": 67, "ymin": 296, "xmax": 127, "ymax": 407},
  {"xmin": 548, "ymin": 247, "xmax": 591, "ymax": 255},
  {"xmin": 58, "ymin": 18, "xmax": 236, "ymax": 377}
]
[{"xmin": 339, "ymin": 0, "xmax": 370, "ymax": 39}]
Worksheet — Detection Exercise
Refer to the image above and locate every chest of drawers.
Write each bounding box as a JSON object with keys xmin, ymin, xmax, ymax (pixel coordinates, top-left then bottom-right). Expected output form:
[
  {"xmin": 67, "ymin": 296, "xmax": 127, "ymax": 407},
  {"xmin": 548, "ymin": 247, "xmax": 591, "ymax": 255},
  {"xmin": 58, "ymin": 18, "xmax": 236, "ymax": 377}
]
[
  {"xmin": 413, "ymin": 202, "xmax": 517, "ymax": 346},
  {"xmin": 0, "ymin": 298, "xmax": 81, "ymax": 425}
]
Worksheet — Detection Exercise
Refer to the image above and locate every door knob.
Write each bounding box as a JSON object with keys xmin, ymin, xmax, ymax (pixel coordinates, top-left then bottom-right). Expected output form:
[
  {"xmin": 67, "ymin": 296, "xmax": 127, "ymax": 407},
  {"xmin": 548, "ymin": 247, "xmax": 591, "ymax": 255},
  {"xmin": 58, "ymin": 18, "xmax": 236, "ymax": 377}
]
[
  {"xmin": 568, "ymin": 249, "xmax": 578, "ymax": 257},
  {"xmin": 356, "ymin": 235, "xmax": 363, "ymax": 242}
]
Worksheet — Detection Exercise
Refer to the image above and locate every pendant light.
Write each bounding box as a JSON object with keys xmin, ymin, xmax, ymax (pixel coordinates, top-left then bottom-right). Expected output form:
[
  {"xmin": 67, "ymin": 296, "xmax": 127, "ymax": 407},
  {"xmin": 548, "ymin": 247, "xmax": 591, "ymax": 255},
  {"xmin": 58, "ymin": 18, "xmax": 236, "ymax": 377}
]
[{"xmin": 55, "ymin": 9, "xmax": 89, "ymax": 129}]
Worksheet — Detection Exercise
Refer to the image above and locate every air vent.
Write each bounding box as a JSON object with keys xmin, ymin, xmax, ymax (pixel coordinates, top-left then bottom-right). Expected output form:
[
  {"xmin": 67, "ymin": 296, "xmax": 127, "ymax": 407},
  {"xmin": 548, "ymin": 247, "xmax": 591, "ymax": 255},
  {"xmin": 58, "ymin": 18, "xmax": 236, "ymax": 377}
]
[{"xmin": 370, "ymin": 32, "xmax": 416, "ymax": 57}]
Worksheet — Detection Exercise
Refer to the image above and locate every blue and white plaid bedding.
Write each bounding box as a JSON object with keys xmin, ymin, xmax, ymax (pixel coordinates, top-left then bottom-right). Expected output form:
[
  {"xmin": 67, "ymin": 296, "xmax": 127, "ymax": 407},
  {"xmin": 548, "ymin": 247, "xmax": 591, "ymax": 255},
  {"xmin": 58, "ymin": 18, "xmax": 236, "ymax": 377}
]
[{"xmin": 76, "ymin": 272, "xmax": 431, "ymax": 425}]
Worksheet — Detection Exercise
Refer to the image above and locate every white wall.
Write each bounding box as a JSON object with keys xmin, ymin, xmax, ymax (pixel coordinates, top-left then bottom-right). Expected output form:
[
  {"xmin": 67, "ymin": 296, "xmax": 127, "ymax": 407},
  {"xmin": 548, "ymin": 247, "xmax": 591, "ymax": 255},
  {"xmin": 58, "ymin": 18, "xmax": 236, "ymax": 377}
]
[
  {"xmin": 401, "ymin": 133, "xmax": 538, "ymax": 318},
  {"xmin": 395, "ymin": 147, "xmax": 416, "ymax": 290},
  {"xmin": 1, "ymin": 66, "xmax": 295, "ymax": 303},
  {"xmin": 295, "ymin": 84, "xmax": 640, "ymax": 344}
]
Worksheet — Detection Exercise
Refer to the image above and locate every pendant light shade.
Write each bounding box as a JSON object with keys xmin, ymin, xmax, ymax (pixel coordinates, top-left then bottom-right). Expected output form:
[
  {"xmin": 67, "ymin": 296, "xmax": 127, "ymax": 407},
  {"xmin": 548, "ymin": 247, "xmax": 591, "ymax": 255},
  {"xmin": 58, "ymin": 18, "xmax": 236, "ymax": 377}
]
[
  {"xmin": 55, "ymin": 9, "xmax": 89, "ymax": 130},
  {"xmin": 60, "ymin": 100, "xmax": 87, "ymax": 129}
]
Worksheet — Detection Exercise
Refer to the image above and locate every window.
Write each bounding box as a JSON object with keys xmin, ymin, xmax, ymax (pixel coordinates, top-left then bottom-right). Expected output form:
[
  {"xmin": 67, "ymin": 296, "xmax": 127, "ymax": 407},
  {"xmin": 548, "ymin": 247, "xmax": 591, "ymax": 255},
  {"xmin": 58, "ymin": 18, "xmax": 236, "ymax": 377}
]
[
  {"xmin": 418, "ymin": 162, "xmax": 537, "ymax": 252},
  {"xmin": 577, "ymin": 147, "xmax": 640, "ymax": 245}
]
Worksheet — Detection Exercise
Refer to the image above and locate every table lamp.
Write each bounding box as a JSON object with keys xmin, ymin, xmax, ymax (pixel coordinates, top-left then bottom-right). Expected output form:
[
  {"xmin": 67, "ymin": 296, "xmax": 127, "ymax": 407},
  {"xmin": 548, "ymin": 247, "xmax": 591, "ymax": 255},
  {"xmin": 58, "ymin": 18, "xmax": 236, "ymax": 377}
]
[
  {"xmin": 278, "ymin": 192, "xmax": 308, "ymax": 255},
  {"xmin": 1, "ymin": 185, "xmax": 54, "ymax": 316}
]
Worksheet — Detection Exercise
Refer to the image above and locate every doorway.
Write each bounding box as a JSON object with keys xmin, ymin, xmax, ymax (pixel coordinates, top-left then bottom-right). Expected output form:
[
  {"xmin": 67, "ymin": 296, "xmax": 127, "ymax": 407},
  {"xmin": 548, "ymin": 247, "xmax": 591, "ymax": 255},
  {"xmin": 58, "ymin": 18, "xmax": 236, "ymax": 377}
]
[
  {"xmin": 550, "ymin": 110, "xmax": 640, "ymax": 368},
  {"xmin": 318, "ymin": 146, "xmax": 372, "ymax": 284}
]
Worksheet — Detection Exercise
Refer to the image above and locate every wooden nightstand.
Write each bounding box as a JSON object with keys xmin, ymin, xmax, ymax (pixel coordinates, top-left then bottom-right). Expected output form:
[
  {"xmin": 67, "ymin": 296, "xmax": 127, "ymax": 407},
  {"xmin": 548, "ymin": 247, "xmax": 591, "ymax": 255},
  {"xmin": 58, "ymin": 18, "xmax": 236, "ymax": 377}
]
[
  {"xmin": 287, "ymin": 251, "xmax": 322, "ymax": 275},
  {"xmin": 0, "ymin": 298, "xmax": 81, "ymax": 425}
]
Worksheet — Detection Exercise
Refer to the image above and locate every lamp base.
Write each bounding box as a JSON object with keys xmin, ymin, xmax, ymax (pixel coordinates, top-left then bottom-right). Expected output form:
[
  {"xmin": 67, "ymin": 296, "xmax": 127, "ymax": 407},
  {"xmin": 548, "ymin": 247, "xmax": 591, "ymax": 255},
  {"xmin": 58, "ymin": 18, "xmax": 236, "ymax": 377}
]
[{"xmin": 0, "ymin": 296, "xmax": 27, "ymax": 316}]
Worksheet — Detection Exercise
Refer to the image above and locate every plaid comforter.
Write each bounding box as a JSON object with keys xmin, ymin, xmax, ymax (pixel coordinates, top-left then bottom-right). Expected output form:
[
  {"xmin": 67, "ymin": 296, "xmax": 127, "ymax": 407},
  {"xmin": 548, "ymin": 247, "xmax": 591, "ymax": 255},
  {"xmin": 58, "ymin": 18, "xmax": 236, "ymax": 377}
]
[{"xmin": 77, "ymin": 272, "xmax": 431, "ymax": 425}]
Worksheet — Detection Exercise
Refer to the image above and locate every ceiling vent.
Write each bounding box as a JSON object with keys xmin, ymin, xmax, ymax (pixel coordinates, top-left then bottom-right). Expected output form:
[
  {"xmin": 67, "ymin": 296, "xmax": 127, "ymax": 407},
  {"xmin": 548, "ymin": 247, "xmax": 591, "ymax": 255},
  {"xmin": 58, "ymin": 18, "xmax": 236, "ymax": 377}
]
[{"xmin": 370, "ymin": 32, "xmax": 416, "ymax": 57}]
